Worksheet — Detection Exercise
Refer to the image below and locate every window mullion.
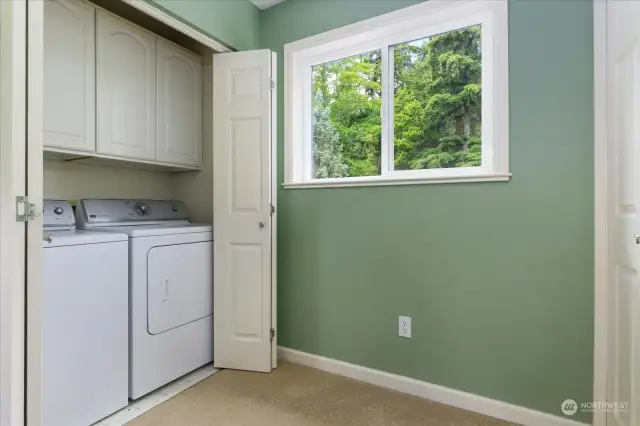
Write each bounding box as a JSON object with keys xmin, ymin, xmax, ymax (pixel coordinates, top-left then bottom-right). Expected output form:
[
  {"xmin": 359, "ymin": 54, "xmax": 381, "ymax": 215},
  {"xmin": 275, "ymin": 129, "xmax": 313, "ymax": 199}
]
[
  {"xmin": 381, "ymin": 43, "xmax": 393, "ymax": 176},
  {"xmin": 303, "ymin": 64, "xmax": 313, "ymax": 181},
  {"xmin": 387, "ymin": 44, "xmax": 395, "ymax": 174}
]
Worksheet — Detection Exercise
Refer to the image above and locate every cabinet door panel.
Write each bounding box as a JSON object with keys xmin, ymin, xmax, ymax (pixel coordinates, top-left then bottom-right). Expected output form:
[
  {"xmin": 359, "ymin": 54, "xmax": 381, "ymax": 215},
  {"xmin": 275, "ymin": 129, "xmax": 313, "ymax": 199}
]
[
  {"xmin": 44, "ymin": 0, "xmax": 95, "ymax": 152},
  {"xmin": 157, "ymin": 39, "xmax": 202, "ymax": 166},
  {"xmin": 97, "ymin": 10, "xmax": 156, "ymax": 160}
]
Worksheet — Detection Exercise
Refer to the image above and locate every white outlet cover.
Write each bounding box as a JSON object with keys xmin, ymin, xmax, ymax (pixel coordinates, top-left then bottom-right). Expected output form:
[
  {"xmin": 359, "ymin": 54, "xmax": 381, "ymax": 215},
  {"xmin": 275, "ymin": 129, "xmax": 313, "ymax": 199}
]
[{"xmin": 399, "ymin": 316, "xmax": 411, "ymax": 338}]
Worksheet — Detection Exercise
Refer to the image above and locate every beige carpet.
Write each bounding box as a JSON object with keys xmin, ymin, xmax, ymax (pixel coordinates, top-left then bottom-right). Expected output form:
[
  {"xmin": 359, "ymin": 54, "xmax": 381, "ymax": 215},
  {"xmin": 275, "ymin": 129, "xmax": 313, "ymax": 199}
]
[{"xmin": 126, "ymin": 361, "xmax": 519, "ymax": 426}]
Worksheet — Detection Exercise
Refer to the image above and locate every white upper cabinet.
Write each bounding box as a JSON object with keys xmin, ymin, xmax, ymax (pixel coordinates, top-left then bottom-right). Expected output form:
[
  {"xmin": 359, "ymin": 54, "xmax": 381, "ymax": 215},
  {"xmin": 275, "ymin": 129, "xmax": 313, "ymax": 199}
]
[
  {"xmin": 156, "ymin": 39, "xmax": 203, "ymax": 167},
  {"xmin": 44, "ymin": 0, "xmax": 95, "ymax": 152},
  {"xmin": 43, "ymin": 5, "xmax": 203, "ymax": 169},
  {"xmin": 96, "ymin": 10, "xmax": 156, "ymax": 161}
]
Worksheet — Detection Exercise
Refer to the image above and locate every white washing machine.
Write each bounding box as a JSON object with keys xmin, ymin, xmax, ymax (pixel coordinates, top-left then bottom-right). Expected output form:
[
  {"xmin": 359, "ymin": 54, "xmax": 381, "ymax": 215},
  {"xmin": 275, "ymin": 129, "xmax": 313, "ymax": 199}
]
[
  {"xmin": 75, "ymin": 199, "xmax": 214, "ymax": 399},
  {"xmin": 42, "ymin": 200, "xmax": 129, "ymax": 426}
]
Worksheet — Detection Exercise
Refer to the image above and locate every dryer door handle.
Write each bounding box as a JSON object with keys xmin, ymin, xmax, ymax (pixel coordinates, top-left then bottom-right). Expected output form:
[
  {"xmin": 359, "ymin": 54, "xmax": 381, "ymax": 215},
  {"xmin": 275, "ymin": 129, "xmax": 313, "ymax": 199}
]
[{"xmin": 161, "ymin": 278, "xmax": 169, "ymax": 302}]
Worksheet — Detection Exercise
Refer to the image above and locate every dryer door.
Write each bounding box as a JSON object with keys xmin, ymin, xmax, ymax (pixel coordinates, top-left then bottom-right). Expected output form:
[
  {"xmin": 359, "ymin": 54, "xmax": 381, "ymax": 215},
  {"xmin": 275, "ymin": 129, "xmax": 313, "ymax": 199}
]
[{"xmin": 147, "ymin": 241, "xmax": 213, "ymax": 334}]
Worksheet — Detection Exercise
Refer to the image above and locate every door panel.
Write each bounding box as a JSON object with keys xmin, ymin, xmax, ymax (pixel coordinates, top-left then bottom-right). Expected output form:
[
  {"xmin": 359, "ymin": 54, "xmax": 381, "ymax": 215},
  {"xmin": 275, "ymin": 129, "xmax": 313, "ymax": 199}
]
[
  {"xmin": 213, "ymin": 50, "xmax": 273, "ymax": 372},
  {"xmin": 230, "ymin": 244, "xmax": 263, "ymax": 338},
  {"xmin": 156, "ymin": 38, "xmax": 202, "ymax": 166},
  {"xmin": 608, "ymin": 2, "xmax": 640, "ymax": 424},
  {"xmin": 231, "ymin": 118, "xmax": 263, "ymax": 211},
  {"xmin": 43, "ymin": 0, "xmax": 95, "ymax": 152},
  {"xmin": 96, "ymin": 10, "xmax": 156, "ymax": 160},
  {"xmin": 147, "ymin": 242, "xmax": 213, "ymax": 335}
]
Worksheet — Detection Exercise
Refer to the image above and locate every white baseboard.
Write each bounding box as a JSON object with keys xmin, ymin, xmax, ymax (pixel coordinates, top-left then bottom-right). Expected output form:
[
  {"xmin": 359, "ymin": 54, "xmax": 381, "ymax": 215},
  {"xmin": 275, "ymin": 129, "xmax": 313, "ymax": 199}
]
[{"xmin": 278, "ymin": 347, "xmax": 590, "ymax": 426}]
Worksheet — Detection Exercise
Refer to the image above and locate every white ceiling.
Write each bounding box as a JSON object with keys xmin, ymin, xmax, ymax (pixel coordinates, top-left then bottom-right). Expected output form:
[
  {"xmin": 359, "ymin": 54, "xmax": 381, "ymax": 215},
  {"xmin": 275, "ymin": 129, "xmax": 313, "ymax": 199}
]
[{"xmin": 249, "ymin": 0, "xmax": 287, "ymax": 10}]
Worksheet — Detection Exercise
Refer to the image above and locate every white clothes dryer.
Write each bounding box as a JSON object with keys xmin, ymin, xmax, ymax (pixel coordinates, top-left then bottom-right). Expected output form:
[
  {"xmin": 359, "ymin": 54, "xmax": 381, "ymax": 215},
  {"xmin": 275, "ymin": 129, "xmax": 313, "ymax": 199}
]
[
  {"xmin": 75, "ymin": 199, "xmax": 213, "ymax": 399},
  {"xmin": 42, "ymin": 200, "xmax": 128, "ymax": 426}
]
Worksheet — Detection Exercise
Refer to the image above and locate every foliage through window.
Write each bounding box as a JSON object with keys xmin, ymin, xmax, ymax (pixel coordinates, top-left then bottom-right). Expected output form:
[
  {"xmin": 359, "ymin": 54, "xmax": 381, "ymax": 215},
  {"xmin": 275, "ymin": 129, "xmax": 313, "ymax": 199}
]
[
  {"xmin": 312, "ymin": 51, "xmax": 382, "ymax": 179},
  {"xmin": 286, "ymin": 1, "xmax": 508, "ymax": 187},
  {"xmin": 393, "ymin": 27, "xmax": 481, "ymax": 171}
]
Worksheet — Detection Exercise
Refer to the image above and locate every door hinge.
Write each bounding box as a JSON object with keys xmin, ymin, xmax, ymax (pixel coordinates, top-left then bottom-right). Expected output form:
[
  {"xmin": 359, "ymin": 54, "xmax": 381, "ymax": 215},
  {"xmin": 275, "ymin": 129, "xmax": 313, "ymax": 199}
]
[
  {"xmin": 269, "ymin": 78, "xmax": 276, "ymax": 90},
  {"xmin": 270, "ymin": 328, "xmax": 275, "ymax": 342},
  {"xmin": 16, "ymin": 196, "xmax": 37, "ymax": 222},
  {"xmin": 270, "ymin": 203, "xmax": 275, "ymax": 216}
]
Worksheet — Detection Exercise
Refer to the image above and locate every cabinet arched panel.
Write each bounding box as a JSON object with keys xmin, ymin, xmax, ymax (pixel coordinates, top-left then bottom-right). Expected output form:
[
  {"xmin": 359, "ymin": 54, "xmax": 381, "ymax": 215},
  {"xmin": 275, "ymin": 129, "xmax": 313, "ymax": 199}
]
[
  {"xmin": 157, "ymin": 39, "xmax": 202, "ymax": 167},
  {"xmin": 97, "ymin": 10, "xmax": 156, "ymax": 161}
]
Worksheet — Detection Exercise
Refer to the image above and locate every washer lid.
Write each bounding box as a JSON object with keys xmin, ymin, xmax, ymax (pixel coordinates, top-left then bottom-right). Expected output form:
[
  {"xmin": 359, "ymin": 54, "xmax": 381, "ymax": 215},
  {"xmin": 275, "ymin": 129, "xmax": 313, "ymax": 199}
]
[
  {"xmin": 86, "ymin": 223, "xmax": 213, "ymax": 238},
  {"xmin": 42, "ymin": 230, "xmax": 128, "ymax": 248}
]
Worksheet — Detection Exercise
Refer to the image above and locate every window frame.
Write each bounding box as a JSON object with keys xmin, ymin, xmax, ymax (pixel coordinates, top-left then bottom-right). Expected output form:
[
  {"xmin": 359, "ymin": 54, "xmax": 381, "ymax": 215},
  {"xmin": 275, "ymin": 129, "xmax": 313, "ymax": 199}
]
[{"xmin": 284, "ymin": 0, "xmax": 509, "ymax": 188}]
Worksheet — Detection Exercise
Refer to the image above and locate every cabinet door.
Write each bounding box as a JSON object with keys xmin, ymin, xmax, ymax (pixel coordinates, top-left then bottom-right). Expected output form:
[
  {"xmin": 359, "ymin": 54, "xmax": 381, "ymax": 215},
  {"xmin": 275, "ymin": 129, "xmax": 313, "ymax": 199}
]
[
  {"xmin": 156, "ymin": 39, "xmax": 202, "ymax": 166},
  {"xmin": 96, "ymin": 10, "xmax": 156, "ymax": 160},
  {"xmin": 43, "ymin": 0, "xmax": 95, "ymax": 152}
]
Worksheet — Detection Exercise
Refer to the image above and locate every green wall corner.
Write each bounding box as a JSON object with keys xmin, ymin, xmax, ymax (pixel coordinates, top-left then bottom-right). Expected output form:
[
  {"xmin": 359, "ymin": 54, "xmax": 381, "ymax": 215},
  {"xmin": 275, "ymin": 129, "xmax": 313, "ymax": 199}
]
[{"xmin": 147, "ymin": 0, "xmax": 260, "ymax": 50}]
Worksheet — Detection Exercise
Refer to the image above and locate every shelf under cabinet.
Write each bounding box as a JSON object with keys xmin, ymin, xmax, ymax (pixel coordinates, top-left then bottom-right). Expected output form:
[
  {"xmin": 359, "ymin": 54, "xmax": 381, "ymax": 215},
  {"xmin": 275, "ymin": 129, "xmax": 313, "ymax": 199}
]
[{"xmin": 43, "ymin": 147, "xmax": 202, "ymax": 172}]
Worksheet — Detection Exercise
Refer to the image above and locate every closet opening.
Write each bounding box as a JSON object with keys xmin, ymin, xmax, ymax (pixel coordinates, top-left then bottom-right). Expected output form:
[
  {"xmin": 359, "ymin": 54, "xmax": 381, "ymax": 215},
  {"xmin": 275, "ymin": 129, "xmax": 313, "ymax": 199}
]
[{"xmin": 28, "ymin": 0, "xmax": 277, "ymax": 425}]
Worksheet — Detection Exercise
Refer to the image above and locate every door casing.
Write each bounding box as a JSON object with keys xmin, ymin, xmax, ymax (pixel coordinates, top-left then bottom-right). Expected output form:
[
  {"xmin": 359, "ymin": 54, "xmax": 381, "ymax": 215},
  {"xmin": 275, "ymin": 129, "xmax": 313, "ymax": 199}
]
[{"xmin": 593, "ymin": 1, "xmax": 607, "ymax": 426}]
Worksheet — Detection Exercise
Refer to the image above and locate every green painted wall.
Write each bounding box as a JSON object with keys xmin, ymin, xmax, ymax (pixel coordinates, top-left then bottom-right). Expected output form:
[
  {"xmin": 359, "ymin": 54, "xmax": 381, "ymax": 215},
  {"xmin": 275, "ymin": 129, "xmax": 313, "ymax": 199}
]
[
  {"xmin": 260, "ymin": 0, "xmax": 594, "ymax": 422},
  {"xmin": 148, "ymin": 0, "xmax": 260, "ymax": 50}
]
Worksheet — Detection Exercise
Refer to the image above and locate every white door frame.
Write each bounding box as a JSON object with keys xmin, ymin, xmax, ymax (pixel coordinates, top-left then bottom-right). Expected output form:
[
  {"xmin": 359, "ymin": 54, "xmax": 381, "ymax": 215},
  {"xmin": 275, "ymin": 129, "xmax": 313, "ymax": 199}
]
[
  {"xmin": 270, "ymin": 51, "xmax": 278, "ymax": 369},
  {"xmin": 0, "ymin": 2, "xmax": 28, "ymax": 426},
  {"xmin": 26, "ymin": 1, "xmax": 44, "ymax": 425},
  {"xmin": 593, "ymin": 1, "xmax": 608, "ymax": 426}
]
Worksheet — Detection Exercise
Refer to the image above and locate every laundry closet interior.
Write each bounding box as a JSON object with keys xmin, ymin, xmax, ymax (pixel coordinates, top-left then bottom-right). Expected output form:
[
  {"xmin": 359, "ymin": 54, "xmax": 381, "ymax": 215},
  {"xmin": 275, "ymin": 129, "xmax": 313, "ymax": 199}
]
[{"xmin": 34, "ymin": 0, "xmax": 276, "ymax": 425}]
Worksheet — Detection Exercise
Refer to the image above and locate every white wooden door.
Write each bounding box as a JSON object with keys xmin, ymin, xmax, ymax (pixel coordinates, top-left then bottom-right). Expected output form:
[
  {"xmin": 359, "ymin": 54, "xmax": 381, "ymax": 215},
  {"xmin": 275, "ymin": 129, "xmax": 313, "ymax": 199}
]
[
  {"xmin": 96, "ymin": 10, "xmax": 156, "ymax": 160},
  {"xmin": 213, "ymin": 49, "xmax": 275, "ymax": 372},
  {"xmin": 157, "ymin": 38, "xmax": 202, "ymax": 167},
  {"xmin": 43, "ymin": 0, "xmax": 95, "ymax": 152},
  {"xmin": 608, "ymin": 2, "xmax": 640, "ymax": 425},
  {"xmin": 0, "ymin": 1, "xmax": 27, "ymax": 425}
]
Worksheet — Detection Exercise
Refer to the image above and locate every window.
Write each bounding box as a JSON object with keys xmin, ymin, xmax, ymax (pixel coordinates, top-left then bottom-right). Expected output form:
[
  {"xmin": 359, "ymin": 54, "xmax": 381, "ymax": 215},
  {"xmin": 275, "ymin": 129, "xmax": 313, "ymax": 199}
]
[{"xmin": 284, "ymin": 0, "xmax": 509, "ymax": 188}]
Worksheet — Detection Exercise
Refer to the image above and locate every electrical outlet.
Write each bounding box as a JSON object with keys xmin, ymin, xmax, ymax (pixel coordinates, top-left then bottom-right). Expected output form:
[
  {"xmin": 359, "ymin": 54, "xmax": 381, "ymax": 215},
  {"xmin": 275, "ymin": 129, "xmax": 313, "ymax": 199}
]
[{"xmin": 399, "ymin": 316, "xmax": 411, "ymax": 338}]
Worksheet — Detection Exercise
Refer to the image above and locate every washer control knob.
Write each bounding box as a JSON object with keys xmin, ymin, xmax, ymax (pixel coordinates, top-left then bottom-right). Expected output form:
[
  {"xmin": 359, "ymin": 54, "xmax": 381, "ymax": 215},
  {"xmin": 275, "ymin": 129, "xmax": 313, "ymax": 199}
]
[
  {"xmin": 53, "ymin": 206, "xmax": 64, "ymax": 215},
  {"xmin": 172, "ymin": 205, "xmax": 179, "ymax": 212},
  {"xmin": 135, "ymin": 202, "xmax": 151, "ymax": 216}
]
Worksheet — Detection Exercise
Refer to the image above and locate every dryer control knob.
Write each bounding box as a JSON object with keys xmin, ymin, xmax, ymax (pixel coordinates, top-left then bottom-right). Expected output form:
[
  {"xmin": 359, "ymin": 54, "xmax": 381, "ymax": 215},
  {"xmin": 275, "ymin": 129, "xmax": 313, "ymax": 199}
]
[
  {"xmin": 53, "ymin": 206, "xmax": 64, "ymax": 215},
  {"xmin": 172, "ymin": 205, "xmax": 179, "ymax": 212}
]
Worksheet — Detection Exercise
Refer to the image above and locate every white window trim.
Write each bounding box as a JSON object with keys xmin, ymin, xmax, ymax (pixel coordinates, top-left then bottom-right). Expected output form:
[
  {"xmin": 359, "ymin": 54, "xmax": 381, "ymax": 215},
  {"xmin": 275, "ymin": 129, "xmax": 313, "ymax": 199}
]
[{"xmin": 284, "ymin": 0, "xmax": 509, "ymax": 189}]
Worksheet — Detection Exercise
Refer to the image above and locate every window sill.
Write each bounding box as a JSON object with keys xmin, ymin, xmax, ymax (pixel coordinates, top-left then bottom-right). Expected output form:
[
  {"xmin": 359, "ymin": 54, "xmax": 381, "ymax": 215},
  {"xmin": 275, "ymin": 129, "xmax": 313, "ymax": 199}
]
[{"xmin": 282, "ymin": 173, "xmax": 512, "ymax": 189}]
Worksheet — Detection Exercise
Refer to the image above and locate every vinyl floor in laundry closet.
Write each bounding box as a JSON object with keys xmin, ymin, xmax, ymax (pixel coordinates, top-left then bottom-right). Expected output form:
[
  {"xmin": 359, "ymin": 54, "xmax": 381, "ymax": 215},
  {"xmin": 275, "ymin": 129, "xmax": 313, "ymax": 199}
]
[{"xmin": 126, "ymin": 361, "xmax": 520, "ymax": 426}]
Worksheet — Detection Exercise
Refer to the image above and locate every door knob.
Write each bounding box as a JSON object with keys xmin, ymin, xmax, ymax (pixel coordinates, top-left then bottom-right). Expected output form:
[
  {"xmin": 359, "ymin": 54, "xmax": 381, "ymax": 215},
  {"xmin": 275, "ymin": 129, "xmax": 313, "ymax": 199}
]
[
  {"xmin": 636, "ymin": 234, "xmax": 640, "ymax": 244},
  {"xmin": 259, "ymin": 221, "xmax": 265, "ymax": 229}
]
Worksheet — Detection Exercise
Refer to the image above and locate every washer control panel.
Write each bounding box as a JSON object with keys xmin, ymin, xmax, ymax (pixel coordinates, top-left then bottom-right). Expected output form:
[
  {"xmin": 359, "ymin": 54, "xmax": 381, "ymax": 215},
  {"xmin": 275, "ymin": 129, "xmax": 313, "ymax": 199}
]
[
  {"xmin": 76, "ymin": 199, "xmax": 189, "ymax": 225},
  {"xmin": 43, "ymin": 200, "xmax": 75, "ymax": 230}
]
